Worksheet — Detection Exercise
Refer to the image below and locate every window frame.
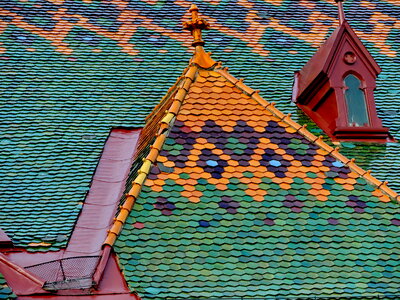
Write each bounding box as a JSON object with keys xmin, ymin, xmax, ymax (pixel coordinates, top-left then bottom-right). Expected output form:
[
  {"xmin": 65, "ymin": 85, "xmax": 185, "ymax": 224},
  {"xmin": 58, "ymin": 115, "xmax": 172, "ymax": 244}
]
[{"xmin": 342, "ymin": 73, "xmax": 370, "ymax": 128}]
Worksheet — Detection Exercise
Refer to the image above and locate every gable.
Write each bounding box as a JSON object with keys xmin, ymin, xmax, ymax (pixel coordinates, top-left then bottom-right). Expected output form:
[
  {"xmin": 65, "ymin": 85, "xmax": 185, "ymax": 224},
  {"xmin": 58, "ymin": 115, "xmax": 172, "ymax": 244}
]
[
  {"xmin": 298, "ymin": 21, "xmax": 380, "ymax": 101},
  {"xmin": 114, "ymin": 67, "xmax": 400, "ymax": 299},
  {"xmin": 325, "ymin": 22, "xmax": 381, "ymax": 78}
]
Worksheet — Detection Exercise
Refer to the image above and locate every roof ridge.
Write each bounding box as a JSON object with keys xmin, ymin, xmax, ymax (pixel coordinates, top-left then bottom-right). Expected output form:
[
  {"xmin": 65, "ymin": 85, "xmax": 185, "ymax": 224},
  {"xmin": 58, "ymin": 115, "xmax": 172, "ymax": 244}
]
[
  {"xmin": 216, "ymin": 67, "xmax": 399, "ymax": 203},
  {"xmin": 105, "ymin": 60, "xmax": 399, "ymax": 247},
  {"xmin": 103, "ymin": 64, "xmax": 199, "ymax": 247},
  {"xmin": 144, "ymin": 66, "xmax": 191, "ymax": 124},
  {"xmin": 134, "ymin": 65, "xmax": 197, "ymax": 158}
]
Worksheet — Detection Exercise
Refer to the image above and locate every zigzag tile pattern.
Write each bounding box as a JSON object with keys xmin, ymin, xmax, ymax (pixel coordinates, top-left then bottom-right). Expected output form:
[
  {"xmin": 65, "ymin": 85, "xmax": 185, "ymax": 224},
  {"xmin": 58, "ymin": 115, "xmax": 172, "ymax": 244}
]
[
  {"xmin": 115, "ymin": 69, "xmax": 400, "ymax": 299},
  {"xmin": 0, "ymin": 0, "xmax": 400, "ymax": 249}
]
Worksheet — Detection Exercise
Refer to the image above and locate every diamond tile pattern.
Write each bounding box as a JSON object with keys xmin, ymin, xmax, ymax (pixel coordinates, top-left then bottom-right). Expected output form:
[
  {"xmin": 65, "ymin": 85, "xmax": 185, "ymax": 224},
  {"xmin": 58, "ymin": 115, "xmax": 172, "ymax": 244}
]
[
  {"xmin": 115, "ymin": 69, "xmax": 400, "ymax": 299},
  {"xmin": 0, "ymin": 0, "xmax": 400, "ymax": 249}
]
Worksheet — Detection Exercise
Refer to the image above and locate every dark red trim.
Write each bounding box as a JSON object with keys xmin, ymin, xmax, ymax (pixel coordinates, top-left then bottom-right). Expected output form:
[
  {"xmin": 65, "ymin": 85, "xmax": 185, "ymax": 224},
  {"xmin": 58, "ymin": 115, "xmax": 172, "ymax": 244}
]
[
  {"xmin": 0, "ymin": 253, "xmax": 48, "ymax": 295},
  {"xmin": 1, "ymin": 249, "xmax": 64, "ymax": 267},
  {"xmin": 334, "ymin": 126, "xmax": 390, "ymax": 141},
  {"xmin": 295, "ymin": 21, "xmax": 389, "ymax": 142},
  {"xmin": 92, "ymin": 252, "xmax": 136, "ymax": 296},
  {"xmin": 298, "ymin": 21, "xmax": 380, "ymax": 98},
  {"xmin": 92, "ymin": 246, "xmax": 112, "ymax": 286},
  {"xmin": 0, "ymin": 228, "xmax": 13, "ymax": 248},
  {"xmin": 1, "ymin": 250, "xmax": 139, "ymax": 298},
  {"xmin": 324, "ymin": 21, "xmax": 381, "ymax": 76},
  {"xmin": 64, "ymin": 128, "xmax": 141, "ymax": 258},
  {"xmin": 18, "ymin": 294, "xmax": 140, "ymax": 300}
]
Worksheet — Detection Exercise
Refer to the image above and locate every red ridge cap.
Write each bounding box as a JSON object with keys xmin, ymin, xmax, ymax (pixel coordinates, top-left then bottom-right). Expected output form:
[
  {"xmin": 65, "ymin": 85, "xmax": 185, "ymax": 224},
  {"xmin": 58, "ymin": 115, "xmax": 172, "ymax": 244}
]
[
  {"xmin": 0, "ymin": 253, "xmax": 48, "ymax": 295},
  {"xmin": 64, "ymin": 128, "xmax": 141, "ymax": 258},
  {"xmin": 92, "ymin": 246, "xmax": 112, "ymax": 286}
]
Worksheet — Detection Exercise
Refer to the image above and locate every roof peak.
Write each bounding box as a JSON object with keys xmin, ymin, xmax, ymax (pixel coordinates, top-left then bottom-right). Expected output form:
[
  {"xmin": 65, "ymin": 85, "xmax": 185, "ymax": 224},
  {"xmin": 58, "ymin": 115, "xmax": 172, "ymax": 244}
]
[
  {"xmin": 183, "ymin": 4, "xmax": 209, "ymax": 47},
  {"xmin": 183, "ymin": 5, "xmax": 217, "ymax": 69},
  {"xmin": 334, "ymin": 0, "xmax": 346, "ymax": 25}
]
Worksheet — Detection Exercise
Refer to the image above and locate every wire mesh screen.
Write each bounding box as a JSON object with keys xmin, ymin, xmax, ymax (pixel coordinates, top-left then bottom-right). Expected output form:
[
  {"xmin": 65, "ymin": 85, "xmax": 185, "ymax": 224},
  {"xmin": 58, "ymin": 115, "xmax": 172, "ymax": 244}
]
[{"xmin": 25, "ymin": 255, "xmax": 100, "ymax": 290}]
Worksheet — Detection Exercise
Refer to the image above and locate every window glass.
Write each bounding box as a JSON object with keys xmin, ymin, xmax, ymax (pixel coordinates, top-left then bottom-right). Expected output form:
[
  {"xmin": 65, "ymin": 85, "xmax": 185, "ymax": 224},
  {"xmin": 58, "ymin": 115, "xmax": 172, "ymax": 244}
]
[{"xmin": 344, "ymin": 74, "xmax": 370, "ymax": 127}]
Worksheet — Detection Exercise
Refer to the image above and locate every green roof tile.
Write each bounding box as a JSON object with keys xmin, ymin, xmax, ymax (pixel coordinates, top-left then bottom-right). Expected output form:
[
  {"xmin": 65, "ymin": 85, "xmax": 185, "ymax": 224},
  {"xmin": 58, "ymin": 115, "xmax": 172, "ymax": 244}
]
[
  {"xmin": 0, "ymin": 274, "xmax": 15, "ymax": 299},
  {"xmin": 115, "ymin": 64, "xmax": 400, "ymax": 298},
  {"xmin": 1, "ymin": 0, "xmax": 400, "ymax": 298}
]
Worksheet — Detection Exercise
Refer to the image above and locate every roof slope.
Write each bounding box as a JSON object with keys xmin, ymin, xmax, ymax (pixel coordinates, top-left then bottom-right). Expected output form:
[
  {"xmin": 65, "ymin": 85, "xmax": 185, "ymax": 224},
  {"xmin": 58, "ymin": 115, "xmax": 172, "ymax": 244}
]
[
  {"xmin": 114, "ymin": 65, "xmax": 400, "ymax": 299},
  {"xmin": 1, "ymin": 0, "xmax": 400, "ymax": 250}
]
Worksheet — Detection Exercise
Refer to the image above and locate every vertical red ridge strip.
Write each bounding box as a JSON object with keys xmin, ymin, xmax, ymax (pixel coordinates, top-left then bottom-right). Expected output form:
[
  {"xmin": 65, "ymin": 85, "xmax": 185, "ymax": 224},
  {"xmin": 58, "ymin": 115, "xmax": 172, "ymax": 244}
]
[
  {"xmin": 64, "ymin": 128, "xmax": 141, "ymax": 258},
  {"xmin": 0, "ymin": 128, "xmax": 142, "ymax": 296},
  {"xmin": 92, "ymin": 245, "xmax": 112, "ymax": 286}
]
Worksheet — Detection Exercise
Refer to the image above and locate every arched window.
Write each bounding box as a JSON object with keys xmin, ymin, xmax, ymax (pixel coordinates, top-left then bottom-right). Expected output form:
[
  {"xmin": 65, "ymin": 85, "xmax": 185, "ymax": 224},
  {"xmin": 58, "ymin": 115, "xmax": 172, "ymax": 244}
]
[{"xmin": 344, "ymin": 74, "xmax": 370, "ymax": 127}]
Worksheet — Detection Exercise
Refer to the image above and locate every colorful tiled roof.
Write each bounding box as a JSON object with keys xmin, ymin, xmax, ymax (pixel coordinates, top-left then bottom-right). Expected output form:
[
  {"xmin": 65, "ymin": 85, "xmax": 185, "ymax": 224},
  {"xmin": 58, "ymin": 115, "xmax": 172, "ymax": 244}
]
[
  {"xmin": 1, "ymin": 0, "xmax": 400, "ymax": 249},
  {"xmin": 0, "ymin": 273, "xmax": 15, "ymax": 299},
  {"xmin": 114, "ymin": 58, "xmax": 400, "ymax": 298}
]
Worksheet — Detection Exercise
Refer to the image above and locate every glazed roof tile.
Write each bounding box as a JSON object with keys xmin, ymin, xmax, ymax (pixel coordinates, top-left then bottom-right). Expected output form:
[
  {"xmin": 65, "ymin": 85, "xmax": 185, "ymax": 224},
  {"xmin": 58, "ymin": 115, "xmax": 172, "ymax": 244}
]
[
  {"xmin": 114, "ymin": 63, "xmax": 400, "ymax": 299},
  {"xmin": 104, "ymin": 63, "xmax": 198, "ymax": 247},
  {"xmin": 1, "ymin": 0, "xmax": 400, "ymax": 251},
  {"xmin": 0, "ymin": 274, "xmax": 15, "ymax": 299}
]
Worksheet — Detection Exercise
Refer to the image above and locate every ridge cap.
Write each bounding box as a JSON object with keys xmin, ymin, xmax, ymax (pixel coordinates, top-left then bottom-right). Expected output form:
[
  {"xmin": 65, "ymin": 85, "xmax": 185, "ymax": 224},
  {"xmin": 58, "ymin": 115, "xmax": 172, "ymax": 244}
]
[{"xmin": 103, "ymin": 64, "xmax": 199, "ymax": 247}]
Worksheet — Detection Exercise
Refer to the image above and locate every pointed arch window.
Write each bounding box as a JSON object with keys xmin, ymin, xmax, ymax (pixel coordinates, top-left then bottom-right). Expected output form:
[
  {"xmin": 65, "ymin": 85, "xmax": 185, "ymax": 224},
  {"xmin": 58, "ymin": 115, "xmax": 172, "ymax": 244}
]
[
  {"xmin": 293, "ymin": 20, "xmax": 391, "ymax": 142},
  {"xmin": 343, "ymin": 74, "xmax": 369, "ymax": 127},
  {"xmin": 292, "ymin": 0, "xmax": 392, "ymax": 141}
]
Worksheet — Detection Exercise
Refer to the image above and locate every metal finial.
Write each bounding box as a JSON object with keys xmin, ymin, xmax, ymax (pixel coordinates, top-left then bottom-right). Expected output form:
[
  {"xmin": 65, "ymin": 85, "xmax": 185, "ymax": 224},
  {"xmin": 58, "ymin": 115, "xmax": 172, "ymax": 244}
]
[
  {"xmin": 334, "ymin": 0, "xmax": 346, "ymax": 25},
  {"xmin": 183, "ymin": 4, "xmax": 210, "ymax": 47}
]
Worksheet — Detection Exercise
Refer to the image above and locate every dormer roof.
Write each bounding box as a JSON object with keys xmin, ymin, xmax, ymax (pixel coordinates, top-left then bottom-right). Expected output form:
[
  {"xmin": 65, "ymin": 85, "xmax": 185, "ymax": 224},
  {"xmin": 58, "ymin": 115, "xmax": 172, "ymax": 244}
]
[{"xmin": 297, "ymin": 20, "xmax": 381, "ymax": 100}]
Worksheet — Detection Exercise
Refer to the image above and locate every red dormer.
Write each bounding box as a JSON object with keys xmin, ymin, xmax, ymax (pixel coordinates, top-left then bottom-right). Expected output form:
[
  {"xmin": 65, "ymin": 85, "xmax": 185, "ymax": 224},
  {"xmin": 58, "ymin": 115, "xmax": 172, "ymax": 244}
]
[{"xmin": 293, "ymin": 1, "xmax": 390, "ymax": 142}]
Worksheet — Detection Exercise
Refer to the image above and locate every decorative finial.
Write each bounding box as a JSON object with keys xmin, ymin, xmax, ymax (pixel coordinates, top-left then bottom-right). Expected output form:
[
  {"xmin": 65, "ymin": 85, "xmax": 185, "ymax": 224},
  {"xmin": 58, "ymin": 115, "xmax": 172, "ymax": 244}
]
[
  {"xmin": 183, "ymin": 4, "xmax": 210, "ymax": 47},
  {"xmin": 182, "ymin": 5, "xmax": 216, "ymax": 69},
  {"xmin": 334, "ymin": 0, "xmax": 346, "ymax": 25}
]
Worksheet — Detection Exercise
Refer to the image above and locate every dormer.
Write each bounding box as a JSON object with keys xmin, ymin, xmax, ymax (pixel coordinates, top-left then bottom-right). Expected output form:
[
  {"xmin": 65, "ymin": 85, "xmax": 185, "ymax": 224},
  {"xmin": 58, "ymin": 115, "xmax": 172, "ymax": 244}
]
[{"xmin": 293, "ymin": 0, "xmax": 390, "ymax": 142}]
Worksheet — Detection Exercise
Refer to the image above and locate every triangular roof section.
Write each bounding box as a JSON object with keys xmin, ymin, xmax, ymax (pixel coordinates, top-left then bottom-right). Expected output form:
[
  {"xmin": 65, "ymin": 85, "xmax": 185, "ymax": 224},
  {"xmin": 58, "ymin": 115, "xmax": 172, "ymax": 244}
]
[
  {"xmin": 297, "ymin": 19, "xmax": 381, "ymax": 99},
  {"xmin": 112, "ymin": 62, "xmax": 400, "ymax": 298},
  {"xmin": 104, "ymin": 6, "xmax": 400, "ymax": 298}
]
